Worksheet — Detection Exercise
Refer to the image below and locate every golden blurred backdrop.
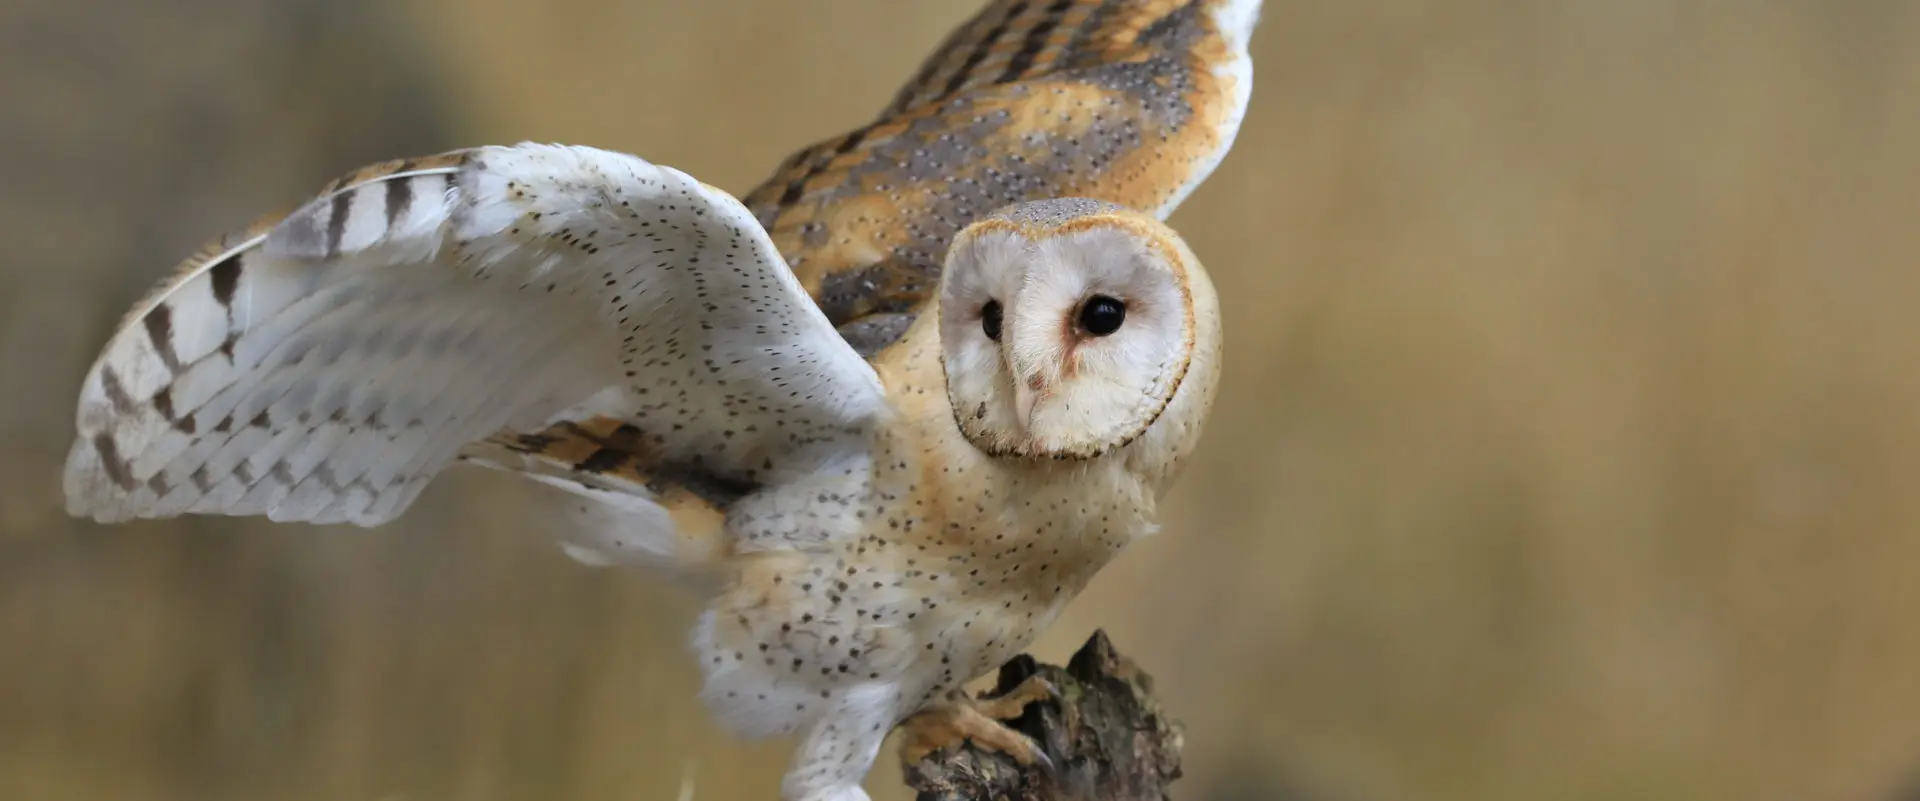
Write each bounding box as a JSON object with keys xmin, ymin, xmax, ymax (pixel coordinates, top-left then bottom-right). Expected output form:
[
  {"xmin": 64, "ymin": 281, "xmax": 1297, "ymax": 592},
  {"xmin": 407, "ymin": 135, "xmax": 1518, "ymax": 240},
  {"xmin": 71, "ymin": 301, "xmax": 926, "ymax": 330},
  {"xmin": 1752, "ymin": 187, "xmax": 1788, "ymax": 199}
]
[{"xmin": 3, "ymin": 1, "xmax": 1918, "ymax": 800}]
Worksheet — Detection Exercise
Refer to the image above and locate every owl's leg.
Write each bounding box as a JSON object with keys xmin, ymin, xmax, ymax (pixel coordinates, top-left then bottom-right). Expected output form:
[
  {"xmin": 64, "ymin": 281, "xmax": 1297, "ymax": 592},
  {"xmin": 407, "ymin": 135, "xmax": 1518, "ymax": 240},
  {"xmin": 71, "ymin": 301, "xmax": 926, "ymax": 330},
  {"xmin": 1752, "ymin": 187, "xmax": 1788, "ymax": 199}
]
[
  {"xmin": 896, "ymin": 676, "xmax": 1060, "ymax": 768},
  {"xmin": 780, "ymin": 684, "xmax": 897, "ymax": 801}
]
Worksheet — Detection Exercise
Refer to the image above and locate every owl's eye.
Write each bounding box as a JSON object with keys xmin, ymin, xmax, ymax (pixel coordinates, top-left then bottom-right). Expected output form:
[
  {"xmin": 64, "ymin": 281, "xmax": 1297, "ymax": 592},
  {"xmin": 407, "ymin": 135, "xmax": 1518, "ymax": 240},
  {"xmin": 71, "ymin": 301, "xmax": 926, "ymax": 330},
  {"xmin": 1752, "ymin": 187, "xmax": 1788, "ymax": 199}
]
[
  {"xmin": 981, "ymin": 300, "xmax": 1003, "ymax": 341},
  {"xmin": 1079, "ymin": 295, "xmax": 1126, "ymax": 336}
]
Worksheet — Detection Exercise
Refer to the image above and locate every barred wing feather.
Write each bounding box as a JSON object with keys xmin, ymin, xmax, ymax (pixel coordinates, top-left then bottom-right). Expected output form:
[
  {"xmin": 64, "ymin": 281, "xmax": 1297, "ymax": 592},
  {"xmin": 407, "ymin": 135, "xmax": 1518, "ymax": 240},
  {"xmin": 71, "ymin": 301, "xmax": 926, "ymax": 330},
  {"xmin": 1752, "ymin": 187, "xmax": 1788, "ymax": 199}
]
[{"xmin": 64, "ymin": 143, "xmax": 889, "ymax": 529}]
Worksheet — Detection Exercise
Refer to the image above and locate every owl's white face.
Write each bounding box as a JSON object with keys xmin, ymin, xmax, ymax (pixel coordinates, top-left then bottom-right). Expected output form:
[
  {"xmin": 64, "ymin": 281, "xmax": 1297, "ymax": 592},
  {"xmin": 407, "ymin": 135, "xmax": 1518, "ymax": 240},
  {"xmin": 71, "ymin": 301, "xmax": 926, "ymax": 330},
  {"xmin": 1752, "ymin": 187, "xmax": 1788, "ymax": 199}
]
[{"xmin": 938, "ymin": 206, "xmax": 1200, "ymax": 461}]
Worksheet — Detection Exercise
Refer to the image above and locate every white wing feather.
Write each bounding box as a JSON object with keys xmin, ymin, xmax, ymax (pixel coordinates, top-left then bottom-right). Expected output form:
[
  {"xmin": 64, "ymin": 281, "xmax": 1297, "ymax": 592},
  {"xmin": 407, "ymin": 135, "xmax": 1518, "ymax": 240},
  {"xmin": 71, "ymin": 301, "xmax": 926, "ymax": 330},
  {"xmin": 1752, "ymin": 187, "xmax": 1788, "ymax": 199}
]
[{"xmin": 64, "ymin": 143, "xmax": 890, "ymax": 528}]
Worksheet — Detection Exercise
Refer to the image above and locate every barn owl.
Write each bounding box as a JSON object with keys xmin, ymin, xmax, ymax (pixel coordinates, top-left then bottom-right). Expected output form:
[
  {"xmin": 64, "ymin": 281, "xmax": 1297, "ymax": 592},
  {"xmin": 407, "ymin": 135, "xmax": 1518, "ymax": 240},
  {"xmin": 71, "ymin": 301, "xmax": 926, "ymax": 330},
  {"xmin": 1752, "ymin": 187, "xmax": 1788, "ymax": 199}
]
[{"xmin": 61, "ymin": 1, "xmax": 1256, "ymax": 800}]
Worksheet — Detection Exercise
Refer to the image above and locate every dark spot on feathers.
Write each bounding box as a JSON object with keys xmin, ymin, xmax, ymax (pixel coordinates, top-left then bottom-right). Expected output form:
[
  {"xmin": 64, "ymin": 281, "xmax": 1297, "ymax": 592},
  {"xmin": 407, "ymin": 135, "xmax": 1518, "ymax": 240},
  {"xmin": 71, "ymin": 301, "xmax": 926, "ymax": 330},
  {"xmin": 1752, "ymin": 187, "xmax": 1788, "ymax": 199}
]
[
  {"xmin": 142, "ymin": 303, "xmax": 182, "ymax": 373},
  {"xmin": 151, "ymin": 387, "xmax": 194, "ymax": 433},
  {"xmin": 384, "ymin": 174, "xmax": 414, "ymax": 227},
  {"xmin": 92, "ymin": 434, "xmax": 135, "ymax": 490},
  {"xmin": 325, "ymin": 190, "xmax": 353, "ymax": 255},
  {"xmin": 575, "ymin": 447, "xmax": 626, "ymax": 474},
  {"xmin": 209, "ymin": 253, "xmax": 241, "ymax": 310},
  {"xmin": 98, "ymin": 366, "xmax": 135, "ymax": 416}
]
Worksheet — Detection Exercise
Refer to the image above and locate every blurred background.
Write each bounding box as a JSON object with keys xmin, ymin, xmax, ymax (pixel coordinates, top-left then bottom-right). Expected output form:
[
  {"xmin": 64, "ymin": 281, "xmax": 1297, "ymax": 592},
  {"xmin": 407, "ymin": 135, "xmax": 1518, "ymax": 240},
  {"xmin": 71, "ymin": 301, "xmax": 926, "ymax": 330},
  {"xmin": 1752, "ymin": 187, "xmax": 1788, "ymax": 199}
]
[{"xmin": 3, "ymin": 1, "xmax": 1918, "ymax": 800}]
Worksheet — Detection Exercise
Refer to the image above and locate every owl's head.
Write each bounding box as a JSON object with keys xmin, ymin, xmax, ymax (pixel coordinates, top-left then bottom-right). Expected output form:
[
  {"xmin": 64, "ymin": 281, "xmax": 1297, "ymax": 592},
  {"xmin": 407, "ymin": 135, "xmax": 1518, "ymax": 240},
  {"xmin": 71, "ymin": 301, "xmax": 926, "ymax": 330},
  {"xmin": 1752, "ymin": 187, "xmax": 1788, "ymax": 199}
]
[{"xmin": 937, "ymin": 199, "xmax": 1221, "ymax": 463}]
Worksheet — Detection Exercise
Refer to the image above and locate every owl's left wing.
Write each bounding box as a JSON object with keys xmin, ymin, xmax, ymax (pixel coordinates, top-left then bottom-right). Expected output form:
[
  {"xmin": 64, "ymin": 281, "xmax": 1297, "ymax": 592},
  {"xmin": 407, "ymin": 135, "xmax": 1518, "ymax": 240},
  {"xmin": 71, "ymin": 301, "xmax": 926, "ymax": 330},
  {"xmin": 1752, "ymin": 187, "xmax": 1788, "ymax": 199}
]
[{"xmin": 64, "ymin": 143, "xmax": 889, "ymax": 529}]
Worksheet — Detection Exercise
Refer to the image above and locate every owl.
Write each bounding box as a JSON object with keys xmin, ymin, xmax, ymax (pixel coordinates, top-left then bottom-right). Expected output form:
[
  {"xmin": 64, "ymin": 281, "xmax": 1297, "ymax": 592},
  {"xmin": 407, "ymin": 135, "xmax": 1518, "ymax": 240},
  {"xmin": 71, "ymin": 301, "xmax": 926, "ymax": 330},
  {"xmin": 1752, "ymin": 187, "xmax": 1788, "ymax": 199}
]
[{"xmin": 61, "ymin": 2, "xmax": 1257, "ymax": 800}]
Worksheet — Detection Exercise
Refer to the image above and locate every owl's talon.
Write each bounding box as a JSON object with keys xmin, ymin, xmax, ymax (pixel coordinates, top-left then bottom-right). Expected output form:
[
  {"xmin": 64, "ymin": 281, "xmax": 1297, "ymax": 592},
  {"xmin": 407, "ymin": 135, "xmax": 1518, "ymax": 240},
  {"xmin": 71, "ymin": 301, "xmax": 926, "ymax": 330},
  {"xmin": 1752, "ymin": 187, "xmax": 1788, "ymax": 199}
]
[
  {"xmin": 1028, "ymin": 743, "xmax": 1058, "ymax": 779},
  {"xmin": 976, "ymin": 675, "xmax": 1061, "ymax": 721},
  {"xmin": 896, "ymin": 681, "xmax": 1059, "ymax": 772}
]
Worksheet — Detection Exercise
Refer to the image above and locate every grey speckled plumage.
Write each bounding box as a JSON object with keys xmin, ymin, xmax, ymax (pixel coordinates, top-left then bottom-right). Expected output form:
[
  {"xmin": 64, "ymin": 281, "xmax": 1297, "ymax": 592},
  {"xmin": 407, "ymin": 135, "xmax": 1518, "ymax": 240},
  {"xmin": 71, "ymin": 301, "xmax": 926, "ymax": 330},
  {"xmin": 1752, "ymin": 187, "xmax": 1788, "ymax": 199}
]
[{"xmin": 985, "ymin": 197, "xmax": 1132, "ymax": 228}]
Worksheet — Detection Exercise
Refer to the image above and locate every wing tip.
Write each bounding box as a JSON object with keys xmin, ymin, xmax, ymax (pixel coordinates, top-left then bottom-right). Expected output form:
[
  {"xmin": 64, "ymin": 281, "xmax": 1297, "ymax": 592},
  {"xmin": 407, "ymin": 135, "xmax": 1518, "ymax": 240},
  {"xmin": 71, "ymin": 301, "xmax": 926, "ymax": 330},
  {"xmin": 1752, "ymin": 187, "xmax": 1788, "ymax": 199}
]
[{"xmin": 61, "ymin": 438, "xmax": 135, "ymax": 524}]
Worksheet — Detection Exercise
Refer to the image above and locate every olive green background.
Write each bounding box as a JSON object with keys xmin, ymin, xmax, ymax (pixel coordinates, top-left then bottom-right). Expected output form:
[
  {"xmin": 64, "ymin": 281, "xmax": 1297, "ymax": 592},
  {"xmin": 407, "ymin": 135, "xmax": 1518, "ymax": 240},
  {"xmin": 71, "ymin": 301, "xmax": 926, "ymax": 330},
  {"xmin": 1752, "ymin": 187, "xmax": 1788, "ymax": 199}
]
[{"xmin": 3, "ymin": 2, "xmax": 1917, "ymax": 800}]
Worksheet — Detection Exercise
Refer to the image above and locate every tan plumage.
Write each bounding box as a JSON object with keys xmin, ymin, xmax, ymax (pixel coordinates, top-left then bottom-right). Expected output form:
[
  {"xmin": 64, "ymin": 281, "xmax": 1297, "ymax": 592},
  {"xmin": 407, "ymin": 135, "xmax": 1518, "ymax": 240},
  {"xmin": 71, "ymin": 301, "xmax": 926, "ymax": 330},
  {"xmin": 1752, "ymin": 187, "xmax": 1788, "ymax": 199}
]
[{"xmin": 61, "ymin": 3, "xmax": 1254, "ymax": 800}]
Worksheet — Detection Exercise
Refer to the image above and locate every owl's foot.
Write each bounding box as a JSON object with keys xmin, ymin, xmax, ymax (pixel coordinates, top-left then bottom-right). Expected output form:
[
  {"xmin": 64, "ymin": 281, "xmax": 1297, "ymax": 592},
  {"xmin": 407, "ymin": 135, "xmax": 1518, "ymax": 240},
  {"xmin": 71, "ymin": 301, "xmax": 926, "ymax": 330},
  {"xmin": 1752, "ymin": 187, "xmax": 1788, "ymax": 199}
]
[{"xmin": 897, "ymin": 676, "xmax": 1060, "ymax": 770}]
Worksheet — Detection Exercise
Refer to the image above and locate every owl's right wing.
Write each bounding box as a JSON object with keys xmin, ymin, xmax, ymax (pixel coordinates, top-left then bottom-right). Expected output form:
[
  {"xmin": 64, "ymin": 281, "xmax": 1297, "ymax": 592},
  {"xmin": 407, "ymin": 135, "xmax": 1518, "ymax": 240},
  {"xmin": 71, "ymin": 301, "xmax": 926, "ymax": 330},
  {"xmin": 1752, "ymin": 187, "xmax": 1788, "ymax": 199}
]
[
  {"xmin": 64, "ymin": 143, "xmax": 889, "ymax": 532},
  {"xmin": 743, "ymin": 0, "xmax": 1261, "ymax": 347}
]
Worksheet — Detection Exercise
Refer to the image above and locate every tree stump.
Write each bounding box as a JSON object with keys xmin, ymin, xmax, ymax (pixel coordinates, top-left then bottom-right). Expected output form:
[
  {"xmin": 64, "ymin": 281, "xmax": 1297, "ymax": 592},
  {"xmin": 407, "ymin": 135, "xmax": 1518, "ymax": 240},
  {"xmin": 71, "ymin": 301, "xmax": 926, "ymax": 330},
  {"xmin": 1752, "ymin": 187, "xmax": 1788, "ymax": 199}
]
[{"xmin": 902, "ymin": 630, "xmax": 1185, "ymax": 801}]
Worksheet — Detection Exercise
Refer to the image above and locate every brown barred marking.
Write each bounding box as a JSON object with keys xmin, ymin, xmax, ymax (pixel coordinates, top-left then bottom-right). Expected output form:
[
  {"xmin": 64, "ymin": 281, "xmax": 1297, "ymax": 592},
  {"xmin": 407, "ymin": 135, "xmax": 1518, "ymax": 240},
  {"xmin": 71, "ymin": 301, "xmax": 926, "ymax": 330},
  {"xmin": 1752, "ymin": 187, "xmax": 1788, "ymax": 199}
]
[
  {"xmin": 774, "ymin": 129, "xmax": 869, "ymax": 210},
  {"xmin": 209, "ymin": 254, "xmax": 241, "ymax": 310},
  {"xmin": 883, "ymin": 32, "xmax": 961, "ymax": 117},
  {"xmin": 70, "ymin": 153, "xmax": 473, "ymax": 515},
  {"xmin": 99, "ymin": 366, "xmax": 136, "ymax": 417},
  {"xmin": 877, "ymin": 0, "xmax": 1166, "ymax": 117},
  {"xmin": 938, "ymin": 0, "xmax": 1031, "ymax": 101},
  {"xmin": 384, "ymin": 174, "xmax": 414, "ymax": 228},
  {"xmin": 150, "ymin": 387, "xmax": 194, "ymax": 433},
  {"xmin": 110, "ymin": 149, "xmax": 471, "ymax": 340},
  {"xmin": 998, "ymin": 0, "xmax": 1076, "ymax": 86},
  {"xmin": 143, "ymin": 303, "xmax": 182, "ymax": 373},
  {"xmin": 92, "ymin": 434, "xmax": 135, "ymax": 490},
  {"xmin": 324, "ymin": 190, "xmax": 352, "ymax": 256}
]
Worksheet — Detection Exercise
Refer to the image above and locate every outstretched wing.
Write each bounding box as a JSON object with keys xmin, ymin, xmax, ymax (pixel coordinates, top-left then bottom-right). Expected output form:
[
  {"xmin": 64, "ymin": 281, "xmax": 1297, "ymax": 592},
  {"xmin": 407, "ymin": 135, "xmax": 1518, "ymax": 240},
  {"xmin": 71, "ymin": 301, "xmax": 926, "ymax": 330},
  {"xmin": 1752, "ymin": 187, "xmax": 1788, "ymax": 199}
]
[
  {"xmin": 65, "ymin": 143, "xmax": 889, "ymax": 530},
  {"xmin": 743, "ymin": 0, "xmax": 1260, "ymax": 354}
]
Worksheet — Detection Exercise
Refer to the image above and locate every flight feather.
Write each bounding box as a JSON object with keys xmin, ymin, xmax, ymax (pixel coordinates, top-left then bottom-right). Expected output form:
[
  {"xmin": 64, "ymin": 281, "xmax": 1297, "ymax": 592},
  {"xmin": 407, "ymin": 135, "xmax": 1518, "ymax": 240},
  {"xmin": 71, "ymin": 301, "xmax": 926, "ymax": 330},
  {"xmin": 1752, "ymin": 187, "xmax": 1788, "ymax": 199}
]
[{"xmin": 64, "ymin": 143, "xmax": 888, "ymax": 529}]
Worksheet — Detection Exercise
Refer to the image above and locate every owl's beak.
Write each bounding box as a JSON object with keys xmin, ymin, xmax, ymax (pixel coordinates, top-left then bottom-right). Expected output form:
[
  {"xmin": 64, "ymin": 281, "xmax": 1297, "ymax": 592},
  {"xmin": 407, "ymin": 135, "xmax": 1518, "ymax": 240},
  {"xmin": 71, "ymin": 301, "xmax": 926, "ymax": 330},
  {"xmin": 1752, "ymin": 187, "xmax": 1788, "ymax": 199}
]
[
  {"xmin": 1012, "ymin": 378, "xmax": 1045, "ymax": 432},
  {"xmin": 1001, "ymin": 304, "xmax": 1049, "ymax": 431}
]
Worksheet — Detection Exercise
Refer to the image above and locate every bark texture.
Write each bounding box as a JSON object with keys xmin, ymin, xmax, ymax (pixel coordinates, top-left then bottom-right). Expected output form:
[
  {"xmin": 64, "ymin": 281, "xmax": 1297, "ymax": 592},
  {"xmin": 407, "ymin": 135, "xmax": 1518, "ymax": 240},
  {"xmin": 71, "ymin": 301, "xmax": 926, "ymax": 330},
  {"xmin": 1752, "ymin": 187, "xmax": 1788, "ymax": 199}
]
[{"xmin": 904, "ymin": 630, "xmax": 1185, "ymax": 801}]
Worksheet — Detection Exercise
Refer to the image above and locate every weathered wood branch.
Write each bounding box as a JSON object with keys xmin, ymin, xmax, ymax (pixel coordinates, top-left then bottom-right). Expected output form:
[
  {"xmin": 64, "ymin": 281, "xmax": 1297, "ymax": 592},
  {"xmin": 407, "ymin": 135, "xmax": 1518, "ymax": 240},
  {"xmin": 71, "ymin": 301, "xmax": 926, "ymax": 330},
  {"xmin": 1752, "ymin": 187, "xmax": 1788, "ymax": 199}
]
[{"xmin": 902, "ymin": 630, "xmax": 1185, "ymax": 801}]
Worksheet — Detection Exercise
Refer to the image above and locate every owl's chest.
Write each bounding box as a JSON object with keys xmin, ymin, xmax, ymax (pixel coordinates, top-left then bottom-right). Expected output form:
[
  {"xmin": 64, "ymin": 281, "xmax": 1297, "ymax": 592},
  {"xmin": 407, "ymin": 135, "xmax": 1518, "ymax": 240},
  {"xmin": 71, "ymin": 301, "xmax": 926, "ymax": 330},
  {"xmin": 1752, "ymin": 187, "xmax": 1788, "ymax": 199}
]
[
  {"xmin": 709, "ymin": 456, "xmax": 1151, "ymax": 709},
  {"xmin": 888, "ymin": 488, "xmax": 1143, "ymax": 674},
  {"xmin": 920, "ymin": 565, "xmax": 1083, "ymax": 688}
]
